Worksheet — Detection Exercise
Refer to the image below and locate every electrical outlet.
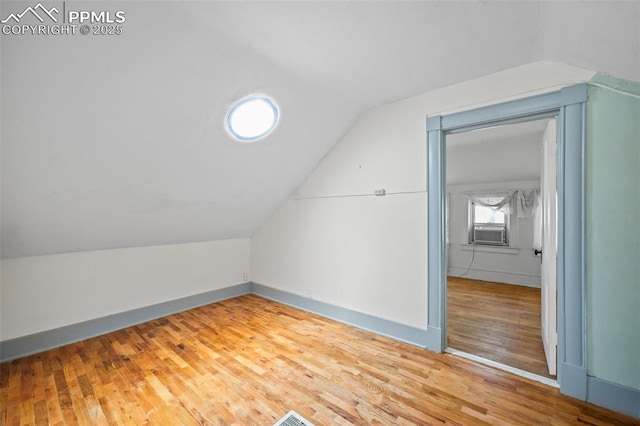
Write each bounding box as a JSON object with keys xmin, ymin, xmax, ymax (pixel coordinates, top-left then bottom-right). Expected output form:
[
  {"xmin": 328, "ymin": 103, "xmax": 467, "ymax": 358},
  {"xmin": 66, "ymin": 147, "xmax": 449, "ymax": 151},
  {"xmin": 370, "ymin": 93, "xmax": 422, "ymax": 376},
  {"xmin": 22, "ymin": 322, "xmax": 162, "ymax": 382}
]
[{"xmin": 242, "ymin": 272, "xmax": 249, "ymax": 281}]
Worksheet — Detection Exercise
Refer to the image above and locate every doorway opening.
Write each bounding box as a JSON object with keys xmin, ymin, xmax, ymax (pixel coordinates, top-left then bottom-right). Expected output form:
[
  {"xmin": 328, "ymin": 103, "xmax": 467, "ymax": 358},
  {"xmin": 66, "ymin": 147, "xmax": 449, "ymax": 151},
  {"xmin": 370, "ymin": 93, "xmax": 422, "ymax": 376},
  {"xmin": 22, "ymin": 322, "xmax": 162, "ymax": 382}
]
[
  {"xmin": 444, "ymin": 118, "xmax": 557, "ymax": 383},
  {"xmin": 426, "ymin": 85, "xmax": 589, "ymax": 399}
]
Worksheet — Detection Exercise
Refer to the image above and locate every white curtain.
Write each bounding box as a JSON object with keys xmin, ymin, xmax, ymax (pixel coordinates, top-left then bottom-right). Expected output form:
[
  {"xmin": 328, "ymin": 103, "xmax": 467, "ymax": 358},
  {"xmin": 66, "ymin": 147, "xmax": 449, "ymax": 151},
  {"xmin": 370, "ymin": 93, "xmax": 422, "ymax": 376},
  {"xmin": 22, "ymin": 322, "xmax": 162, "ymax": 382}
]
[
  {"xmin": 465, "ymin": 189, "xmax": 542, "ymax": 249},
  {"xmin": 465, "ymin": 189, "xmax": 539, "ymax": 218}
]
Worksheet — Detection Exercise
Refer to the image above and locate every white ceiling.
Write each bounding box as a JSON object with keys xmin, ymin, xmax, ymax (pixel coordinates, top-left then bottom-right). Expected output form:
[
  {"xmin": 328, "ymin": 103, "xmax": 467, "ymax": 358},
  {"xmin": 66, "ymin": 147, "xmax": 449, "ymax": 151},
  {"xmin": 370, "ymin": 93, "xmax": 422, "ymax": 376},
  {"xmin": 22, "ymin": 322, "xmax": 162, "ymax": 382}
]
[
  {"xmin": 2, "ymin": 1, "xmax": 639, "ymax": 258},
  {"xmin": 447, "ymin": 119, "xmax": 550, "ymax": 185}
]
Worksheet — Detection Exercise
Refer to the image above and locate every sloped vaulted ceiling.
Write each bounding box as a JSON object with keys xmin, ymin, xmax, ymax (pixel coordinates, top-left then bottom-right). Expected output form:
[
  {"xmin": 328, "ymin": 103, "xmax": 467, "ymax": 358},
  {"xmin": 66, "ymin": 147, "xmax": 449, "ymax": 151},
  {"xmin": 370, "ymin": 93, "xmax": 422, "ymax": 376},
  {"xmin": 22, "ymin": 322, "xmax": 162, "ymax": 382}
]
[{"xmin": 1, "ymin": 1, "xmax": 638, "ymax": 258}]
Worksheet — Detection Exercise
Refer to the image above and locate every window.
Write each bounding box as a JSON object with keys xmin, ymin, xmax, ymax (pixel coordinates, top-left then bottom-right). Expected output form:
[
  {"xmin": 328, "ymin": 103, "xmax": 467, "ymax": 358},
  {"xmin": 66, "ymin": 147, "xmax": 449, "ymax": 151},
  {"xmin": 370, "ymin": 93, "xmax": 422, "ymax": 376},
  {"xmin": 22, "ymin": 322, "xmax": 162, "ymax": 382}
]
[
  {"xmin": 469, "ymin": 196, "xmax": 509, "ymax": 246},
  {"xmin": 226, "ymin": 95, "xmax": 279, "ymax": 142}
]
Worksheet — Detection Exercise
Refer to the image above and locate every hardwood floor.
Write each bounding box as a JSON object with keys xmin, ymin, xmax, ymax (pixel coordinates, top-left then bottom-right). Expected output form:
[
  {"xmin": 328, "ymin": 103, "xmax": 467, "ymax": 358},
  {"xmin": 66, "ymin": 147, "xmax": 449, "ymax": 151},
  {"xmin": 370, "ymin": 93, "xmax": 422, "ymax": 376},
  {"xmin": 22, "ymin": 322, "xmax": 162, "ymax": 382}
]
[
  {"xmin": 447, "ymin": 277, "xmax": 553, "ymax": 379},
  {"xmin": 2, "ymin": 294, "xmax": 636, "ymax": 425}
]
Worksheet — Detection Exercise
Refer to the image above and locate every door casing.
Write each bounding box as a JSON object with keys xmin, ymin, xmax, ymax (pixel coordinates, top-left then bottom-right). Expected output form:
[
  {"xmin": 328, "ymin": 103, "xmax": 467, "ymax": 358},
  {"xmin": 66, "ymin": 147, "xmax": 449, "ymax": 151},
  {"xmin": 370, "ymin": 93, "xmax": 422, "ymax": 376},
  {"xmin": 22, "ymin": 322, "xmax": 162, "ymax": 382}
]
[{"xmin": 425, "ymin": 84, "xmax": 588, "ymax": 400}]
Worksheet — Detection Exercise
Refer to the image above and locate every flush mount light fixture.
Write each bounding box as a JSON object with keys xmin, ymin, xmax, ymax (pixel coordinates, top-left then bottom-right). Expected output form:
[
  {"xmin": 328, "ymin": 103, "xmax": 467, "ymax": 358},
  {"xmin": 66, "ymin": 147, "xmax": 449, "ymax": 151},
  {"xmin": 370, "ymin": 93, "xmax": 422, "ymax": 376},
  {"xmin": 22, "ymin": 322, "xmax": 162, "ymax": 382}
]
[{"xmin": 226, "ymin": 95, "xmax": 279, "ymax": 142}]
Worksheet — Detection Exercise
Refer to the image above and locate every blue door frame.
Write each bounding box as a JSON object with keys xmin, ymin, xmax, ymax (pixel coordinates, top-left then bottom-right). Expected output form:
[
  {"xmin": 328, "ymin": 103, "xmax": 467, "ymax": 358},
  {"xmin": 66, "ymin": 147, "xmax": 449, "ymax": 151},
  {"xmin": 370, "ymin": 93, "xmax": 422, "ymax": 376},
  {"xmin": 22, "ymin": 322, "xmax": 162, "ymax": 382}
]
[{"xmin": 426, "ymin": 84, "xmax": 588, "ymax": 399}]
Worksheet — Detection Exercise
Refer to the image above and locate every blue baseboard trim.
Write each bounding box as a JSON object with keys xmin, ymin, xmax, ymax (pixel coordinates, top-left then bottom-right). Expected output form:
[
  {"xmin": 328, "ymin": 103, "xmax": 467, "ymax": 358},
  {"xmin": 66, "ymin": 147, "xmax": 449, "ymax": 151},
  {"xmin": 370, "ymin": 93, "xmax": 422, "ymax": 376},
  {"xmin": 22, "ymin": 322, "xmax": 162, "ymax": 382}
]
[
  {"xmin": 1, "ymin": 281, "xmax": 637, "ymax": 418},
  {"xmin": 587, "ymin": 376, "xmax": 640, "ymax": 419},
  {"xmin": 425, "ymin": 326, "xmax": 443, "ymax": 353},
  {"xmin": 250, "ymin": 282, "xmax": 428, "ymax": 348},
  {"xmin": 559, "ymin": 362, "xmax": 587, "ymax": 400},
  {"xmin": 0, "ymin": 282, "xmax": 427, "ymax": 362},
  {"xmin": 0, "ymin": 282, "xmax": 251, "ymax": 362}
]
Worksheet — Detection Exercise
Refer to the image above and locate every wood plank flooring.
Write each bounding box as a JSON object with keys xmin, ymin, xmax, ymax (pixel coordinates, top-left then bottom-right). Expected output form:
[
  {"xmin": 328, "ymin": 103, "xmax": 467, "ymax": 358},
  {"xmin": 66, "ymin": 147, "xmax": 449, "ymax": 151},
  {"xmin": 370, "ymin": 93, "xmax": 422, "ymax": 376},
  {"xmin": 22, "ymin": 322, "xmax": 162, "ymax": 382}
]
[
  {"xmin": 2, "ymin": 294, "xmax": 636, "ymax": 425},
  {"xmin": 447, "ymin": 277, "xmax": 553, "ymax": 379}
]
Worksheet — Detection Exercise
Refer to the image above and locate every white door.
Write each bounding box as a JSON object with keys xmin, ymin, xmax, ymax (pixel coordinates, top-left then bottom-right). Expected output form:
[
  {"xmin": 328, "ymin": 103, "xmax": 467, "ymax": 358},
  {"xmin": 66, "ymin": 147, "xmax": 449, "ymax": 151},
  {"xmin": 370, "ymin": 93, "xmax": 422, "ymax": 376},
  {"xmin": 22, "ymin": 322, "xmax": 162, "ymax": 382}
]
[{"xmin": 541, "ymin": 118, "xmax": 558, "ymax": 376}]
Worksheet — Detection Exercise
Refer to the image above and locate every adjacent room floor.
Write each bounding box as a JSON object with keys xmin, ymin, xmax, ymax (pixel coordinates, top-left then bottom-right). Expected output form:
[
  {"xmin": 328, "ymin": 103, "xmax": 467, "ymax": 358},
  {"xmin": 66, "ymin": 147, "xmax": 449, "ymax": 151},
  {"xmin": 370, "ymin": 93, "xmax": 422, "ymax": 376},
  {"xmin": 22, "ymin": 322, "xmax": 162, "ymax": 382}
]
[
  {"xmin": 447, "ymin": 276, "xmax": 553, "ymax": 379},
  {"xmin": 2, "ymin": 294, "xmax": 634, "ymax": 425}
]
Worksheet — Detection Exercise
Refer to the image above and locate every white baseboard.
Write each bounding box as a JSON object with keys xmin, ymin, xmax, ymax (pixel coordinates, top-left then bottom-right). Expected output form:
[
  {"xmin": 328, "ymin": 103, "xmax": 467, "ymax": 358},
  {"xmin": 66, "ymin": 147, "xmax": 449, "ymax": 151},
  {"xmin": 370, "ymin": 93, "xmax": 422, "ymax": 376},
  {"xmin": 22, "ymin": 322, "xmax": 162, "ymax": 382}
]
[{"xmin": 448, "ymin": 266, "xmax": 541, "ymax": 288}]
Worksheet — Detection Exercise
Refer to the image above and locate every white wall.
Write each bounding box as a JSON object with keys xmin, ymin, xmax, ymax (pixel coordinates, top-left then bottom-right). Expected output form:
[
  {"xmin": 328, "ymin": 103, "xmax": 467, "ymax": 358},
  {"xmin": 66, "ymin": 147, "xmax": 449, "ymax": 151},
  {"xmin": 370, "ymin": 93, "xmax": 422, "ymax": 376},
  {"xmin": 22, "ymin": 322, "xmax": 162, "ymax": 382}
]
[
  {"xmin": 252, "ymin": 194, "xmax": 427, "ymax": 328},
  {"xmin": 446, "ymin": 120, "xmax": 544, "ymax": 185},
  {"xmin": 445, "ymin": 122, "xmax": 543, "ymax": 287},
  {"xmin": 0, "ymin": 238, "xmax": 250, "ymax": 341},
  {"xmin": 252, "ymin": 62, "xmax": 596, "ymax": 329},
  {"xmin": 447, "ymin": 180, "xmax": 541, "ymax": 287}
]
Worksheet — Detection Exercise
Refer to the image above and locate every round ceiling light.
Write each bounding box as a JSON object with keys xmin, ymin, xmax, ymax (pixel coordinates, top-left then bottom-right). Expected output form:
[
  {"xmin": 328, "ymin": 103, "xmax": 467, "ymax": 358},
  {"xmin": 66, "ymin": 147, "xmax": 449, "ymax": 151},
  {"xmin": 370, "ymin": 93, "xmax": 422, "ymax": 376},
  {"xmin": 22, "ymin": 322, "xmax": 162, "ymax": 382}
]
[{"xmin": 226, "ymin": 95, "xmax": 279, "ymax": 142}]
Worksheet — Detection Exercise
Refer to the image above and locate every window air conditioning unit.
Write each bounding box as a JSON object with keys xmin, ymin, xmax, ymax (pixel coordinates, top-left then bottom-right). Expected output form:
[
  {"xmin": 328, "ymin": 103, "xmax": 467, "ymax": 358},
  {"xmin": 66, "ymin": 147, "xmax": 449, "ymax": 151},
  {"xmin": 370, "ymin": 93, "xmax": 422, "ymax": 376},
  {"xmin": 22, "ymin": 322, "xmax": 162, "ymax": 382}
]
[{"xmin": 472, "ymin": 225, "xmax": 507, "ymax": 246}]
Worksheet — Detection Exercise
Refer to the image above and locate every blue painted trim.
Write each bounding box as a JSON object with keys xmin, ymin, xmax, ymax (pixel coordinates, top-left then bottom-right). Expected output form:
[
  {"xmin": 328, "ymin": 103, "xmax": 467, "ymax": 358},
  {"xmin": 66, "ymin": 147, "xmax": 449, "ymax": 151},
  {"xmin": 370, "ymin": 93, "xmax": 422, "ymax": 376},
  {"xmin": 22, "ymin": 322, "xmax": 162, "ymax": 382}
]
[
  {"xmin": 445, "ymin": 111, "xmax": 559, "ymax": 135},
  {"xmin": 0, "ymin": 283, "xmax": 251, "ymax": 362},
  {"xmin": 559, "ymin": 362, "xmax": 588, "ymax": 400},
  {"xmin": 1, "ymin": 281, "xmax": 429, "ymax": 362},
  {"xmin": 587, "ymin": 376, "xmax": 640, "ymax": 419},
  {"xmin": 426, "ymin": 119, "xmax": 446, "ymax": 353},
  {"xmin": 561, "ymin": 83, "xmax": 588, "ymax": 105},
  {"xmin": 425, "ymin": 326, "xmax": 442, "ymax": 351},
  {"xmin": 3, "ymin": 280, "xmax": 637, "ymax": 418},
  {"xmin": 439, "ymin": 91, "xmax": 562, "ymax": 133},
  {"xmin": 426, "ymin": 115, "xmax": 441, "ymax": 132},
  {"xmin": 251, "ymin": 283, "xmax": 429, "ymax": 348},
  {"xmin": 558, "ymin": 84, "xmax": 588, "ymax": 400},
  {"xmin": 426, "ymin": 86, "xmax": 589, "ymax": 402}
]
